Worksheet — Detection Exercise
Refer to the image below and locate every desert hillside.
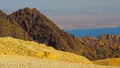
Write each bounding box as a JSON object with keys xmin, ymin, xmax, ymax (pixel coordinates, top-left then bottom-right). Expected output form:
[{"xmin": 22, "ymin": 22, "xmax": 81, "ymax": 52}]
[
  {"xmin": 1, "ymin": 8, "xmax": 120, "ymax": 61},
  {"xmin": 0, "ymin": 37, "xmax": 91, "ymax": 64},
  {"xmin": 0, "ymin": 37, "xmax": 119, "ymax": 68}
]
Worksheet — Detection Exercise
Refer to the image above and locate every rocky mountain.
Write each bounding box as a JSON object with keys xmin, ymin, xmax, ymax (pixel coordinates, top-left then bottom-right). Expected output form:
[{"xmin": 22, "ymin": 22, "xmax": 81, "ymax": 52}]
[
  {"xmin": 0, "ymin": 7, "xmax": 83, "ymax": 55},
  {"xmin": 7, "ymin": 7, "xmax": 83, "ymax": 52},
  {"xmin": 0, "ymin": 7, "xmax": 120, "ymax": 61},
  {"xmin": 0, "ymin": 10, "xmax": 33, "ymax": 40},
  {"xmin": 79, "ymin": 34, "xmax": 120, "ymax": 60},
  {"xmin": 0, "ymin": 10, "xmax": 7, "ymax": 18}
]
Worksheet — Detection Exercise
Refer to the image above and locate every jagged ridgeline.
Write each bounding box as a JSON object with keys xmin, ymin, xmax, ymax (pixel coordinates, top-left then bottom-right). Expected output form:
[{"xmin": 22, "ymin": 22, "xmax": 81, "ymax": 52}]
[
  {"xmin": 0, "ymin": 10, "xmax": 33, "ymax": 40},
  {"xmin": 0, "ymin": 7, "xmax": 120, "ymax": 61},
  {"xmin": 1, "ymin": 7, "xmax": 83, "ymax": 54},
  {"xmin": 79, "ymin": 34, "xmax": 120, "ymax": 60}
]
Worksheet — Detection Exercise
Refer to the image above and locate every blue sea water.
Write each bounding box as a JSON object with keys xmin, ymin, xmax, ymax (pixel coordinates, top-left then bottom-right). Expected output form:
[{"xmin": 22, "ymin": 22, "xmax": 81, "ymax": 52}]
[{"xmin": 65, "ymin": 27, "xmax": 120, "ymax": 38}]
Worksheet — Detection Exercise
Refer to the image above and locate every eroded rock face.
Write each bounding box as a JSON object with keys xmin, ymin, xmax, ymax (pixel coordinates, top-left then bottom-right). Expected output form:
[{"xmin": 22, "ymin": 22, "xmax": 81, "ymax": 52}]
[
  {"xmin": 79, "ymin": 34, "xmax": 120, "ymax": 60},
  {"xmin": 0, "ymin": 10, "xmax": 32, "ymax": 41},
  {"xmin": 0, "ymin": 10, "xmax": 7, "ymax": 18},
  {"xmin": 8, "ymin": 7, "xmax": 83, "ymax": 52}
]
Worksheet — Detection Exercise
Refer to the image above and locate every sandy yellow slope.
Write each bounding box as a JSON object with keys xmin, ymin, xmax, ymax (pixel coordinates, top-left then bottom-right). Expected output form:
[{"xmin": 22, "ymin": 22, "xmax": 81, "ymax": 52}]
[
  {"xmin": 93, "ymin": 58, "xmax": 120, "ymax": 66},
  {"xmin": 0, "ymin": 37, "xmax": 92, "ymax": 64},
  {"xmin": 0, "ymin": 37, "xmax": 120, "ymax": 68},
  {"xmin": 0, "ymin": 55, "xmax": 119, "ymax": 68}
]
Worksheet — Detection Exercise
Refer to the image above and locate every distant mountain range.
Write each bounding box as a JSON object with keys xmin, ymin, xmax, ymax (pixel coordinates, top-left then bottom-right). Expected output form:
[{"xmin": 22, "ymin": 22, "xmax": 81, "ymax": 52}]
[{"xmin": 65, "ymin": 27, "xmax": 120, "ymax": 38}]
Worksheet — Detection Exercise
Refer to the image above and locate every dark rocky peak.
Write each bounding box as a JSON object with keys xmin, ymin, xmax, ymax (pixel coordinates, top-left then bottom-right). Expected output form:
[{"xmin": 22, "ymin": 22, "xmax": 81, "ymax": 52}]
[
  {"xmin": 0, "ymin": 10, "xmax": 7, "ymax": 18},
  {"xmin": 8, "ymin": 7, "xmax": 40, "ymax": 32},
  {"xmin": 0, "ymin": 18, "xmax": 32, "ymax": 41},
  {"xmin": 0, "ymin": 8, "xmax": 33, "ymax": 41},
  {"xmin": 8, "ymin": 7, "xmax": 81, "ymax": 52},
  {"xmin": 18, "ymin": 7, "xmax": 40, "ymax": 16},
  {"xmin": 8, "ymin": 7, "xmax": 59, "ymax": 32}
]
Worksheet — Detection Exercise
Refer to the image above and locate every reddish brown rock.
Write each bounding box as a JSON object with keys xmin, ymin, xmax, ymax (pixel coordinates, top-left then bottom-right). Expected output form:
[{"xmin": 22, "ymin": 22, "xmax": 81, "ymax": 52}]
[
  {"xmin": 79, "ymin": 34, "xmax": 120, "ymax": 60},
  {"xmin": 0, "ymin": 10, "xmax": 32, "ymax": 41},
  {"xmin": 8, "ymin": 7, "xmax": 83, "ymax": 52}
]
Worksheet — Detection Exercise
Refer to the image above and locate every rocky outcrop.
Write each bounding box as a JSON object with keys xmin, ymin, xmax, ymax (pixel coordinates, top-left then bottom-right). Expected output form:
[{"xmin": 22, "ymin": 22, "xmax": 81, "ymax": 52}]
[
  {"xmin": 0, "ymin": 10, "xmax": 7, "ymax": 18},
  {"xmin": 79, "ymin": 34, "xmax": 120, "ymax": 60},
  {"xmin": 0, "ymin": 10, "xmax": 32, "ymax": 40},
  {"xmin": 8, "ymin": 7, "xmax": 83, "ymax": 52}
]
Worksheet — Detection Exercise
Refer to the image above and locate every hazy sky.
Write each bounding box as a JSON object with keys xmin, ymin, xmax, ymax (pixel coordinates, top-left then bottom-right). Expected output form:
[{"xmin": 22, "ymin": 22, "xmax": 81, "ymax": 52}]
[
  {"xmin": 0, "ymin": 0, "xmax": 120, "ymax": 10},
  {"xmin": 0, "ymin": 0, "xmax": 120, "ymax": 29}
]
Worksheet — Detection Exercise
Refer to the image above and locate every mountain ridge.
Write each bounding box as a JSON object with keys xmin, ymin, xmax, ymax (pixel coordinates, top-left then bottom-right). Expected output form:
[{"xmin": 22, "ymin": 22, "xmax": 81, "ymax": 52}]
[
  {"xmin": 0, "ymin": 7, "xmax": 120, "ymax": 61},
  {"xmin": 0, "ymin": 9, "xmax": 33, "ymax": 40},
  {"xmin": 79, "ymin": 34, "xmax": 120, "ymax": 60},
  {"xmin": 4, "ymin": 7, "xmax": 83, "ymax": 54}
]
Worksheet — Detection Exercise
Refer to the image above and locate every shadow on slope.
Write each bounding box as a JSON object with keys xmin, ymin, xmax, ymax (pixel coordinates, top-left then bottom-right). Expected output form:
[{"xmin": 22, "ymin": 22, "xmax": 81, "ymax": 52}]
[{"xmin": 93, "ymin": 58, "xmax": 120, "ymax": 66}]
